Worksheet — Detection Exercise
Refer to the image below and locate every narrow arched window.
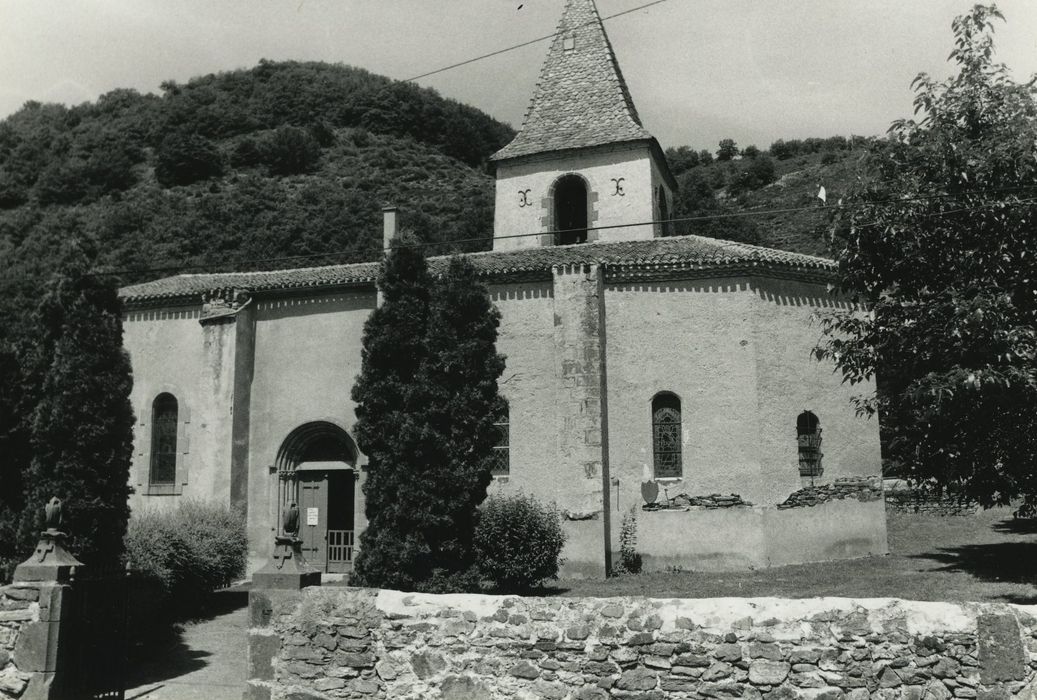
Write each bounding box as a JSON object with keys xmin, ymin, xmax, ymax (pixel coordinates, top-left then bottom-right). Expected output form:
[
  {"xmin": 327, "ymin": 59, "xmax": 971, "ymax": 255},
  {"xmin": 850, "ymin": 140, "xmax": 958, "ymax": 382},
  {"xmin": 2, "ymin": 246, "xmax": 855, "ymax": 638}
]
[
  {"xmin": 150, "ymin": 393, "xmax": 178, "ymax": 485},
  {"xmin": 797, "ymin": 411, "xmax": 823, "ymax": 479},
  {"xmin": 491, "ymin": 397, "xmax": 510, "ymax": 476},
  {"xmin": 652, "ymin": 393, "xmax": 682, "ymax": 478},
  {"xmin": 553, "ymin": 175, "xmax": 588, "ymax": 245}
]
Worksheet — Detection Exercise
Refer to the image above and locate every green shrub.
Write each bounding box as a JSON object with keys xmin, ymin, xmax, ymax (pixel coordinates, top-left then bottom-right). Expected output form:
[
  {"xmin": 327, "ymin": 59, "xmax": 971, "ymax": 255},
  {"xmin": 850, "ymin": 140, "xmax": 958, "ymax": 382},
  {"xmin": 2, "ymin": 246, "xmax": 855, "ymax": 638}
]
[
  {"xmin": 124, "ymin": 499, "xmax": 247, "ymax": 617},
  {"xmin": 474, "ymin": 494, "xmax": 565, "ymax": 592},
  {"xmin": 613, "ymin": 505, "xmax": 641, "ymax": 575}
]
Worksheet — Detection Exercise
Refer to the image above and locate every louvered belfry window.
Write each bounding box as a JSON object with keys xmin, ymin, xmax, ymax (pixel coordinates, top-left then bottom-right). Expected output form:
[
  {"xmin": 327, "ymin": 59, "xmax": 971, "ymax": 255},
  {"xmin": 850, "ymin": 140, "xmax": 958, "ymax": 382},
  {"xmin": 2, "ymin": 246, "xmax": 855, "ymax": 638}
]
[
  {"xmin": 490, "ymin": 397, "xmax": 510, "ymax": 476},
  {"xmin": 652, "ymin": 393, "xmax": 682, "ymax": 478},
  {"xmin": 150, "ymin": 393, "xmax": 178, "ymax": 485}
]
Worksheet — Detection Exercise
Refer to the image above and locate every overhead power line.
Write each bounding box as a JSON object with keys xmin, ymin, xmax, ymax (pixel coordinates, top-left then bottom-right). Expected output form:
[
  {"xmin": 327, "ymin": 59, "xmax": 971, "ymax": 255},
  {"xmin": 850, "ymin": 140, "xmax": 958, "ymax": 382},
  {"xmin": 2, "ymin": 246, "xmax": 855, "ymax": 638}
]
[
  {"xmin": 85, "ymin": 186, "xmax": 1037, "ymax": 279},
  {"xmin": 403, "ymin": 0, "xmax": 675, "ymax": 82}
]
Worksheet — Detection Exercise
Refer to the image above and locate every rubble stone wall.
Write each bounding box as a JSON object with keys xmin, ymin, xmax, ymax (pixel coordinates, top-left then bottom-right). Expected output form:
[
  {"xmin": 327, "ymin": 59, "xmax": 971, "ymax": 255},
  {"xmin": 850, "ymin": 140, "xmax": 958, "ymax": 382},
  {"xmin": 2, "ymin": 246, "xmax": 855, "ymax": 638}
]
[
  {"xmin": 245, "ymin": 587, "xmax": 1037, "ymax": 700},
  {"xmin": 884, "ymin": 489, "xmax": 980, "ymax": 517},
  {"xmin": 0, "ymin": 583, "xmax": 41, "ymax": 699}
]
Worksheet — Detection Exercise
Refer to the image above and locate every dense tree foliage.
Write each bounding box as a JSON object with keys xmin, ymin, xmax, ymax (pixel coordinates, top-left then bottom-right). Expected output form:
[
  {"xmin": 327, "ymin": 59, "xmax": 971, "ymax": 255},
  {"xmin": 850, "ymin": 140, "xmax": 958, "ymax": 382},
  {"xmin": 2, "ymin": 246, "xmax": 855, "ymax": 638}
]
[
  {"xmin": 155, "ymin": 131, "xmax": 224, "ymax": 186},
  {"xmin": 662, "ymin": 132, "xmax": 878, "ymax": 255},
  {"xmin": 817, "ymin": 5, "xmax": 1037, "ymax": 508},
  {"xmin": 13, "ymin": 248, "xmax": 133, "ymax": 570},
  {"xmin": 351, "ymin": 246, "xmax": 505, "ymax": 592},
  {"xmin": 716, "ymin": 138, "xmax": 739, "ymax": 161}
]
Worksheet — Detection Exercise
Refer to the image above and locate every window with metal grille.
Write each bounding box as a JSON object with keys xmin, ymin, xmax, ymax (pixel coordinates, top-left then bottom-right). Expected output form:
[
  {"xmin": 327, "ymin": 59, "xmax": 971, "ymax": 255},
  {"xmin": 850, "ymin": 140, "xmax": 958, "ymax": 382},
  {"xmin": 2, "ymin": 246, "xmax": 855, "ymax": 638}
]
[
  {"xmin": 150, "ymin": 393, "xmax": 178, "ymax": 485},
  {"xmin": 652, "ymin": 393, "xmax": 682, "ymax": 478},
  {"xmin": 490, "ymin": 397, "xmax": 510, "ymax": 476},
  {"xmin": 797, "ymin": 410, "xmax": 823, "ymax": 479}
]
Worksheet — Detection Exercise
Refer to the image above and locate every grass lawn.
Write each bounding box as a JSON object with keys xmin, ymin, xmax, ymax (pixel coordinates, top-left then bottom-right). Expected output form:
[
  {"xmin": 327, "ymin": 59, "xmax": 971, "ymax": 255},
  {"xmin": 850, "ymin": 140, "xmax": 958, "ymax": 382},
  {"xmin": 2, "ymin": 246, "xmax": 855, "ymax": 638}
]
[{"xmin": 549, "ymin": 507, "xmax": 1037, "ymax": 604}]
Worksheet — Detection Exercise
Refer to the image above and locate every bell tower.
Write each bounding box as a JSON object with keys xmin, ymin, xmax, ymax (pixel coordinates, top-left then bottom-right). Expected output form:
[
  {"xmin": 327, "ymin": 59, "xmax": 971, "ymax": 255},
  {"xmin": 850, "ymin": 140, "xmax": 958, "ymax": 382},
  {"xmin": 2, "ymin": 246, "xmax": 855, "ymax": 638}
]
[{"xmin": 491, "ymin": 0, "xmax": 676, "ymax": 250}]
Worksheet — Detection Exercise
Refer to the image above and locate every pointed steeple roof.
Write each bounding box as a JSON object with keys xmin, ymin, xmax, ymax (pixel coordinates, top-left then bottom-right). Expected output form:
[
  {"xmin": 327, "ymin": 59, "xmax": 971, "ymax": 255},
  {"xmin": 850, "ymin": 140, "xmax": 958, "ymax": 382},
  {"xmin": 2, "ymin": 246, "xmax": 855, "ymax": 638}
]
[{"xmin": 491, "ymin": 0, "xmax": 654, "ymax": 162}]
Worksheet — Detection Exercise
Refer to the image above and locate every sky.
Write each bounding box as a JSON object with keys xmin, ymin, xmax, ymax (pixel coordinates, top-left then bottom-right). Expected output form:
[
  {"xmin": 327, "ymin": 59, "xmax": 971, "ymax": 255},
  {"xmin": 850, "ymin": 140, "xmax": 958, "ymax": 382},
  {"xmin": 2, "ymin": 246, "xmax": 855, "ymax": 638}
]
[{"xmin": 1, "ymin": 0, "xmax": 1036, "ymax": 151}]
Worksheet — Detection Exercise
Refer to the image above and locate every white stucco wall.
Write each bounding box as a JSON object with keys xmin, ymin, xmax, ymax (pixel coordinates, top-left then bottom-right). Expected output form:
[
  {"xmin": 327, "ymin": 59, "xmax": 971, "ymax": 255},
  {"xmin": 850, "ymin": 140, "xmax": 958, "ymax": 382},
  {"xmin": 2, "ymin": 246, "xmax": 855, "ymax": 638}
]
[
  {"xmin": 604, "ymin": 278, "xmax": 762, "ymax": 508},
  {"xmin": 485, "ymin": 282, "xmax": 559, "ymax": 503},
  {"xmin": 123, "ymin": 306, "xmax": 237, "ymax": 513},
  {"xmin": 493, "ymin": 144, "xmax": 657, "ymax": 249},
  {"xmin": 246, "ymin": 291, "xmax": 375, "ymax": 568},
  {"xmin": 750, "ymin": 277, "xmax": 882, "ymax": 493},
  {"xmin": 122, "ymin": 269, "xmax": 884, "ymax": 577}
]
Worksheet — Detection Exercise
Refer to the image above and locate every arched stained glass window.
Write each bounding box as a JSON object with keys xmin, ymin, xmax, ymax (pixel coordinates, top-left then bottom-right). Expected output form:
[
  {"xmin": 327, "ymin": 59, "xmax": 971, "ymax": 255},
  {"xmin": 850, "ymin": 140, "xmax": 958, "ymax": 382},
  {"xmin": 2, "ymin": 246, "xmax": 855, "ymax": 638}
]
[
  {"xmin": 652, "ymin": 393, "xmax": 682, "ymax": 478},
  {"xmin": 150, "ymin": 393, "xmax": 178, "ymax": 485},
  {"xmin": 490, "ymin": 397, "xmax": 510, "ymax": 476}
]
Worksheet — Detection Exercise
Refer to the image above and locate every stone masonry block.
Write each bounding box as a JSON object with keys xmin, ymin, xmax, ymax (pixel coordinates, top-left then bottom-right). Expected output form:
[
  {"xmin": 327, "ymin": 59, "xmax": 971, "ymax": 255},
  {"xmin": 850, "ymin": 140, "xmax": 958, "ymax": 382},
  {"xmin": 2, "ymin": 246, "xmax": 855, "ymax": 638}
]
[
  {"xmin": 247, "ymin": 632, "xmax": 281, "ymax": 681},
  {"xmin": 13, "ymin": 621, "xmax": 51, "ymax": 673},
  {"xmin": 977, "ymin": 613, "xmax": 1026, "ymax": 683}
]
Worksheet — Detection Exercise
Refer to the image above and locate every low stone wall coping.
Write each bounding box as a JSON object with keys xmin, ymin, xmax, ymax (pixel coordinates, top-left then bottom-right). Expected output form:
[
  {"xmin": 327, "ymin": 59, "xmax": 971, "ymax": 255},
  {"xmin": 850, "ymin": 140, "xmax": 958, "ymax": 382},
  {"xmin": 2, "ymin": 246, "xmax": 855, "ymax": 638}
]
[
  {"xmin": 246, "ymin": 587, "xmax": 1037, "ymax": 700},
  {"xmin": 376, "ymin": 589, "xmax": 1026, "ymax": 636}
]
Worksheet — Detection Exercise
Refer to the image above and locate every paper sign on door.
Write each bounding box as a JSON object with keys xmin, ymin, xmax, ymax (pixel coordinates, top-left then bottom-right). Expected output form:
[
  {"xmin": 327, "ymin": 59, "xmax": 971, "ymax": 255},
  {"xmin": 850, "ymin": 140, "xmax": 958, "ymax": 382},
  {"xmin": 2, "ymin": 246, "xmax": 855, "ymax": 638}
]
[{"xmin": 306, "ymin": 508, "xmax": 319, "ymax": 526}]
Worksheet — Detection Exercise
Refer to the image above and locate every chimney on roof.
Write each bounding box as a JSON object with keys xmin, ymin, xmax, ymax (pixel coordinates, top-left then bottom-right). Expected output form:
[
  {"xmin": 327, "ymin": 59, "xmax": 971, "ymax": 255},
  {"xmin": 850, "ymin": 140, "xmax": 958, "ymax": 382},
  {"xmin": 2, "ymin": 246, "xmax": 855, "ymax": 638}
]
[{"xmin": 382, "ymin": 206, "xmax": 398, "ymax": 253}]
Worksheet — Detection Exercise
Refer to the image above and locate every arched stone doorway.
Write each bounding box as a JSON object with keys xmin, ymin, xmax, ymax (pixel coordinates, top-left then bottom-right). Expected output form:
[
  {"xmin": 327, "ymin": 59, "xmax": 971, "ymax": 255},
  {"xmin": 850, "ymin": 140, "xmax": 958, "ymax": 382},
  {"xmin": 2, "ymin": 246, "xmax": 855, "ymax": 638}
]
[
  {"xmin": 275, "ymin": 421, "xmax": 358, "ymax": 573},
  {"xmin": 553, "ymin": 174, "xmax": 589, "ymax": 245}
]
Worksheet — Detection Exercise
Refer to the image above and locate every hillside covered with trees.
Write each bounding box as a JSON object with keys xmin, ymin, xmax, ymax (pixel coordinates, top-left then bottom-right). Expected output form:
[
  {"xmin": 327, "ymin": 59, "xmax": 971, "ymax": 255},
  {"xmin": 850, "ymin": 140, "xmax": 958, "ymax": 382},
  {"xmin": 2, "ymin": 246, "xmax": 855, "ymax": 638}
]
[
  {"xmin": 0, "ymin": 60, "xmax": 514, "ymax": 330},
  {"xmin": 665, "ymin": 135, "xmax": 873, "ymax": 257},
  {"xmin": 0, "ymin": 57, "xmax": 872, "ymax": 326}
]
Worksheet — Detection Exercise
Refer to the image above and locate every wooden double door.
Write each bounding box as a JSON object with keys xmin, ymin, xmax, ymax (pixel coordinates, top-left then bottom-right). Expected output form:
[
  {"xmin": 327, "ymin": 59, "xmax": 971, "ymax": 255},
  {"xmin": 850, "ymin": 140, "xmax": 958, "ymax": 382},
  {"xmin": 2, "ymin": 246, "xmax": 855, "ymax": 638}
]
[{"xmin": 296, "ymin": 466, "xmax": 355, "ymax": 573}]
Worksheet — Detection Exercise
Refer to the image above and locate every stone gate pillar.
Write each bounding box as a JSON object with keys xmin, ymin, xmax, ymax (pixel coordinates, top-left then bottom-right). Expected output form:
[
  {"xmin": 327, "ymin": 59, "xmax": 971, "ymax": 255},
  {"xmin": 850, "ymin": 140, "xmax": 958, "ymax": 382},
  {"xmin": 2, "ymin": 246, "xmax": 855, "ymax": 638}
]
[{"xmin": 1, "ymin": 498, "xmax": 81, "ymax": 700}]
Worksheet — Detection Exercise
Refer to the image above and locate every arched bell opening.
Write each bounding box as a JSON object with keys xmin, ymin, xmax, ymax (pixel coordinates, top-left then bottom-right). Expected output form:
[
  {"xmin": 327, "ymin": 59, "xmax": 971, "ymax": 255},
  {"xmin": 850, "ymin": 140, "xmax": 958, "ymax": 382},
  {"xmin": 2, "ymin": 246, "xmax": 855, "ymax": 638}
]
[
  {"xmin": 274, "ymin": 421, "xmax": 358, "ymax": 573},
  {"xmin": 553, "ymin": 174, "xmax": 589, "ymax": 245}
]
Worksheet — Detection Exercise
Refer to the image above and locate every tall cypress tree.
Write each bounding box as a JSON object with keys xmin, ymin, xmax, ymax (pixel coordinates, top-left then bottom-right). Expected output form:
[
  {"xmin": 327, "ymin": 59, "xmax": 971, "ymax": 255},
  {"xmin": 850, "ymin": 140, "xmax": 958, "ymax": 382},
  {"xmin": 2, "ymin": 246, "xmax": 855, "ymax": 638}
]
[
  {"xmin": 17, "ymin": 254, "xmax": 134, "ymax": 569},
  {"xmin": 350, "ymin": 237, "xmax": 434, "ymax": 590},
  {"xmin": 351, "ymin": 246, "xmax": 505, "ymax": 592},
  {"xmin": 418, "ymin": 256, "xmax": 505, "ymax": 585},
  {"xmin": 0, "ymin": 342, "xmax": 27, "ymax": 578}
]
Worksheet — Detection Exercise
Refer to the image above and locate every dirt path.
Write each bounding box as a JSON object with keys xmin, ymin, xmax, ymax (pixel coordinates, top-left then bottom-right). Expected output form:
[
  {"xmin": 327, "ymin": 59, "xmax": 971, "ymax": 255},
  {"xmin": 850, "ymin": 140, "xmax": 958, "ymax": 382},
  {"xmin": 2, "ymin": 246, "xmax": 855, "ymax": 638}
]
[{"xmin": 125, "ymin": 590, "xmax": 248, "ymax": 700}]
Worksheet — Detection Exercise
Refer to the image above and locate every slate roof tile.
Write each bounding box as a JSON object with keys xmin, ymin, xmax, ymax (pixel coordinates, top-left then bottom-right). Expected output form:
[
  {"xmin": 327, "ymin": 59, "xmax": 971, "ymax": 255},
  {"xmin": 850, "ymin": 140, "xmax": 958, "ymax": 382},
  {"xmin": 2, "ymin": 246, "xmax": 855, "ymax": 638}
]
[{"xmin": 491, "ymin": 0, "xmax": 653, "ymax": 162}]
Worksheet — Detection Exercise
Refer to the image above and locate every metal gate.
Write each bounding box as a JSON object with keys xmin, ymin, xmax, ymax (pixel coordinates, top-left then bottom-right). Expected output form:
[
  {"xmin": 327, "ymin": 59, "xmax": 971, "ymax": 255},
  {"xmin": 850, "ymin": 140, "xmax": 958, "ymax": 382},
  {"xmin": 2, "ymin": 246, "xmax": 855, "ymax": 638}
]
[
  {"xmin": 72, "ymin": 567, "xmax": 129, "ymax": 699},
  {"xmin": 327, "ymin": 529, "xmax": 355, "ymax": 572}
]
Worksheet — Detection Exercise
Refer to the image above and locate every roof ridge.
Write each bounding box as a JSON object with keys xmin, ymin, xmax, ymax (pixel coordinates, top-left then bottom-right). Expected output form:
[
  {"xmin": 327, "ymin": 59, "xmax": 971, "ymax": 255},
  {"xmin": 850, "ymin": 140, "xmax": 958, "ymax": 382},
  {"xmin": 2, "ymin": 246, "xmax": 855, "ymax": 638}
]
[{"xmin": 491, "ymin": 0, "xmax": 653, "ymax": 162}]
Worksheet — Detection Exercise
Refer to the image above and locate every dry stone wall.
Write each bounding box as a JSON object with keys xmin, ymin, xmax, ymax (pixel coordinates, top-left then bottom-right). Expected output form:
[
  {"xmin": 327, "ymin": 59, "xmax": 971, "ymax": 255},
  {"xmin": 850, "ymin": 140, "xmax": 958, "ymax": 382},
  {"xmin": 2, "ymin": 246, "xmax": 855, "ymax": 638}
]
[
  {"xmin": 246, "ymin": 587, "xmax": 1037, "ymax": 700},
  {"xmin": 0, "ymin": 584, "xmax": 40, "ymax": 699},
  {"xmin": 883, "ymin": 483, "xmax": 980, "ymax": 517},
  {"xmin": 778, "ymin": 477, "xmax": 884, "ymax": 510}
]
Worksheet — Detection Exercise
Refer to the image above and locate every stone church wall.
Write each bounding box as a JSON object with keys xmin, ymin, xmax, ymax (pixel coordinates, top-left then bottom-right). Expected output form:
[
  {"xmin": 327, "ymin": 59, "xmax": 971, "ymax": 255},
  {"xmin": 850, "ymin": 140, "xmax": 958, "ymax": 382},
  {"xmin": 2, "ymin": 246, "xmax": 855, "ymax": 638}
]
[
  {"xmin": 493, "ymin": 143, "xmax": 657, "ymax": 250},
  {"xmin": 124, "ymin": 305, "xmax": 239, "ymax": 512},
  {"xmin": 488, "ymin": 272, "xmax": 612, "ymax": 579},
  {"xmin": 124, "ymin": 271, "xmax": 885, "ymax": 578},
  {"xmin": 245, "ymin": 586, "xmax": 1037, "ymax": 700},
  {"xmin": 751, "ymin": 277, "xmax": 881, "ymax": 497},
  {"xmin": 602, "ymin": 277, "xmax": 881, "ymax": 507},
  {"xmin": 635, "ymin": 497, "xmax": 887, "ymax": 572},
  {"xmin": 246, "ymin": 292, "xmax": 375, "ymax": 570},
  {"xmin": 604, "ymin": 277, "xmax": 761, "ymax": 507}
]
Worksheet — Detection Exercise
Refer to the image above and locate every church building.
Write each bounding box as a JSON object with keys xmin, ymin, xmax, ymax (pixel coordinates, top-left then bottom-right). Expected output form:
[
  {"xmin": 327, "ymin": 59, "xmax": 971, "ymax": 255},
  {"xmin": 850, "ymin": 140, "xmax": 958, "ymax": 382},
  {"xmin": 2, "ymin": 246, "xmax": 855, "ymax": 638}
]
[{"xmin": 119, "ymin": 0, "xmax": 887, "ymax": 578}]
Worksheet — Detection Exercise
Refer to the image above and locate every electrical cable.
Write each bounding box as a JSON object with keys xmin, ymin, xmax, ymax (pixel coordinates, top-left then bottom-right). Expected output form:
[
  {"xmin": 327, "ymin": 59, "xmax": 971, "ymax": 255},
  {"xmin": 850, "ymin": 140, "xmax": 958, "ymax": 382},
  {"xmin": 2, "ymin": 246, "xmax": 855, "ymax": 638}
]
[
  {"xmin": 403, "ymin": 0, "xmax": 675, "ymax": 83},
  {"xmin": 85, "ymin": 187, "xmax": 1037, "ymax": 279}
]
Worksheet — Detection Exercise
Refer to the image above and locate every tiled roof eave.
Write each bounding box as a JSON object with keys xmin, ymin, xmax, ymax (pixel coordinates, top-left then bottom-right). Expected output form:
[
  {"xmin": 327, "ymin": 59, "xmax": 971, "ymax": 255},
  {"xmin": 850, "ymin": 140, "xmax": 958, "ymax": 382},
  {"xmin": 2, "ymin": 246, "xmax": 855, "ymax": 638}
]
[
  {"xmin": 122, "ymin": 257, "xmax": 836, "ymax": 309},
  {"xmin": 121, "ymin": 276, "xmax": 379, "ymax": 308},
  {"xmin": 490, "ymin": 136, "xmax": 652, "ymax": 164},
  {"xmin": 603, "ymin": 261, "xmax": 837, "ymax": 285}
]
